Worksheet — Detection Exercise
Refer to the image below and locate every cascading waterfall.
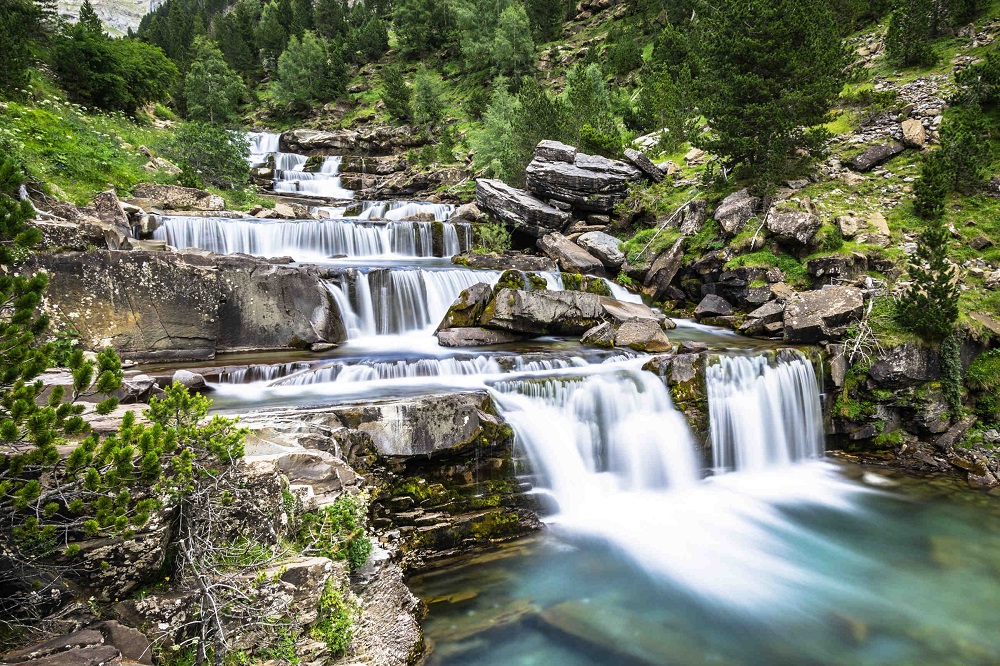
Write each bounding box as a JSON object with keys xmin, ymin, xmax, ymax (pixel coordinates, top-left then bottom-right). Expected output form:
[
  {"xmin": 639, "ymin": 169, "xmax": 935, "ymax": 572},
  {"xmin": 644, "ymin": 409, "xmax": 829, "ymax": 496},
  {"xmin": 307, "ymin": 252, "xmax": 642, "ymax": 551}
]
[
  {"xmin": 152, "ymin": 217, "xmax": 472, "ymax": 259},
  {"xmin": 706, "ymin": 352, "xmax": 825, "ymax": 473},
  {"xmin": 248, "ymin": 131, "xmax": 280, "ymax": 166},
  {"xmin": 272, "ymin": 154, "xmax": 354, "ymax": 199}
]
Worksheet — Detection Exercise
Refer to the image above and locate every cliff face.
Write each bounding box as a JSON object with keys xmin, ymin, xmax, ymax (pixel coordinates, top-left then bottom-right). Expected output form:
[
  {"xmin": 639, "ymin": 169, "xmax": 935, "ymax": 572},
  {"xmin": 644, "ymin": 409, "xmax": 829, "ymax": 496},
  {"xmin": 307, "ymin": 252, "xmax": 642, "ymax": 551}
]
[{"xmin": 57, "ymin": 0, "xmax": 167, "ymax": 34}]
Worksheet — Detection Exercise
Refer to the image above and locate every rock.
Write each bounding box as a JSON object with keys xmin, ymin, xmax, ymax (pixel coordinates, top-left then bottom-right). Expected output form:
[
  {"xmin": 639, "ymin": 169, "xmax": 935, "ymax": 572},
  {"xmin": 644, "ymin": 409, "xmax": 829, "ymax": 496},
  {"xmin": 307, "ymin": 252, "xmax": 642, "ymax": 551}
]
[
  {"xmin": 576, "ymin": 231, "xmax": 624, "ymax": 269},
  {"xmin": 581, "ymin": 321, "xmax": 616, "ymax": 347},
  {"xmin": 272, "ymin": 201, "xmax": 314, "ymax": 219},
  {"xmin": 836, "ymin": 215, "xmax": 862, "ymax": 238},
  {"xmin": 525, "ymin": 151, "xmax": 641, "ymax": 213},
  {"xmin": 91, "ymin": 190, "xmax": 132, "ymax": 236},
  {"xmin": 807, "ymin": 254, "xmax": 867, "ymax": 285},
  {"xmin": 767, "ymin": 210, "xmax": 822, "ymax": 245},
  {"xmin": 479, "ymin": 288, "xmax": 607, "ymax": 336},
  {"xmin": 4, "ymin": 646, "xmax": 122, "ymax": 666},
  {"xmin": 454, "ymin": 252, "xmax": 557, "ymax": 272},
  {"xmin": 1, "ymin": 630, "xmax": 106, "ymax": 663},
  {"xmin": 215, "ymin": 256, "xmax": 347, "ymax": 352},
  {"xmin": 901, "ymin": 118, "xmax": 926, "ymax": 148},
  {"xmin": 599, "ymin": 297, "xmax": 663, "ymax": 326},
  {"xmin": 475, "ymin": 179, "xmax": 571, "ymax": 238},
  {"xmin": 128, "ymin": 184, "xmax": 225, "ymax": 211},
  {"xmin": 450, "ymin": 202, "xmax": 486, "ymax": 223},
  {"xmin": 678, "ymin": 200, "xmax": 708, "ymax": 236},
  {"xmin": 848, "ymin": 143, "xmax": 906, "ymax": 172},
  {"xmin": 641, "ymin": 239, "xmax": 684, "ymax": 302},
  {"xmin": 436, "ymin": 327, "xmax": 525, "ymax": 346},
  {"xmin": 615, "ymin": 318, "xmax": 672, "ymax": 352},
  {"xmin": 868, "ymin": 211, "xmax": 891, "ymax": 235},
  {"xmin": 437, "ymin": 283, "xmax": 492, "ymax": 330},
  {"xmin": 714, "ymin": 189, "xmax": 760, "ymax": 236},
  {"xmin": 282, "ymin": 128, "xmax": 359, "ymax": 152},
  {"xmin": 684, "ymin": 147, "xmax": 706, "ymax": 165},
  {"xmin": 90, "ymin": 621, "xmax": 153, "ymax": 665},
  {"xmin": 783, "ymin": 286, "xmax": 865, "ymax": 342},
  {"xmin": 534, "ymin": 140, "xmax": 577, "ymax": 163},
  {"xmin": 537, "ymin": 232, "xmax": 606, "ymax": 276},
  {"xmin": 738, "ymin": 301, "xmax": 785, "ymax": 335},
  {"xmin": 347, "ymin": 562, "xmax": 423, "ymax": 666},
  {"xmin": 970, "ymin": 235, "xmax": 994, "ymax": 250},
  {"xmin": 869, "ymin": 343, "xmax": 941, "ymax": 388},
  {"xmin": 623, "ymin": 148, "xmax": 664, "ymax": 182},
  {"xmin": 694, "ymin": 294, "xmax": 734, "ymax": 320},
  {"xmin": 172, "ymin": 369, "xmax": 207, "ymax": 391}
]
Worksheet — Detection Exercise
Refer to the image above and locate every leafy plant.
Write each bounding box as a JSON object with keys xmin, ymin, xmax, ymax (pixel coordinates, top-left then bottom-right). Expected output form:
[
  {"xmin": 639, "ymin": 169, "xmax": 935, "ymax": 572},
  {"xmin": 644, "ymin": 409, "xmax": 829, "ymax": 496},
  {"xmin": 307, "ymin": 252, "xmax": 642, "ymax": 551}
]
[{"xmin": 474, "ymin": 222, "xmax": 512, "ymax": 254}]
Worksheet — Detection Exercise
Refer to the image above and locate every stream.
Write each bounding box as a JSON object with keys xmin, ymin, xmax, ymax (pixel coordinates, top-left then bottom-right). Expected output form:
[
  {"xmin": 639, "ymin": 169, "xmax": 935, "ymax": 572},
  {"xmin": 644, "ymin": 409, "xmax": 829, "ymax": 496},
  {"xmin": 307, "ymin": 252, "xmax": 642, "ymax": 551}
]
[{"xmin": 150, "ymin": 134, "xmax": 1000, "ymax": 665}]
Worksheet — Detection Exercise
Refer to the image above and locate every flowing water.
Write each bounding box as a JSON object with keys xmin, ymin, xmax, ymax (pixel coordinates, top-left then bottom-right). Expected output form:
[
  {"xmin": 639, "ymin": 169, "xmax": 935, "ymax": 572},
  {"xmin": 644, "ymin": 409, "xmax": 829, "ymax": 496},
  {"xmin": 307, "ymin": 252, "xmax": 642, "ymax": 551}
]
[{"xmin": 184, "ymin": 137, "xmax": 1000, "ymax": 665}]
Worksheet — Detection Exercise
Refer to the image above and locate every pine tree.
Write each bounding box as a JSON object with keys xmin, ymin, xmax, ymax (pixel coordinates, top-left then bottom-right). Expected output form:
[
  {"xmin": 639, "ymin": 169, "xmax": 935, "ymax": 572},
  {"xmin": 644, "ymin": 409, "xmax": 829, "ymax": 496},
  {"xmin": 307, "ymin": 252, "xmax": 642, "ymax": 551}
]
[
  {"xmin": 315, "ymin": 0, "xmax": 348, "ymax": 41},
  {"xmin": 914, "ymin": 151, "xmax": 949, "ymax": 219},
  {"xmin": 412, "ymin": 67, "xmax": 444, "ymax": 126},
  {"xmin": 938, "ymin": 106, "xmax": 992, "ymax": 193},
  {"xmin": 491, "ymin": 4, "xmax": 535, "ymax": 80},
  {"xmin": 184, "ymin": 38, "xmax": 247, "ymax": 125},
  {"xmin": 693, "ymin": 0, "xmax": 847, "ymax": 189},
  {"xmin": 380, "ymin": 63, "xmax": 412, "ymax": 122},
  {"xmin": 884, "ymin": 0, "xmax": 937, "ymax": 67},
  {"xmin": 272, "ymin": 30, "xmax": 345, "ymax": 110},
  {"xmin": 0, "ymin": 0, "xmax": 40, "ymax": 95},
  {"xmin": 256, "ymin": 1, "xmax": 290, "ymax": 66},
  {"xmin": 393, "ymin": 0, "xmax": 453, "ymax": 56},
  {"xmin": 290, "ymin": 0, "xmax": 314, "ymax": 36},
  {"xmin": 78, "ymin": 0, "xmax": 103, "ymax": 34},
  {"xmin": 897, "ymin": 217, "xmax": 960, "ymax": 341}
]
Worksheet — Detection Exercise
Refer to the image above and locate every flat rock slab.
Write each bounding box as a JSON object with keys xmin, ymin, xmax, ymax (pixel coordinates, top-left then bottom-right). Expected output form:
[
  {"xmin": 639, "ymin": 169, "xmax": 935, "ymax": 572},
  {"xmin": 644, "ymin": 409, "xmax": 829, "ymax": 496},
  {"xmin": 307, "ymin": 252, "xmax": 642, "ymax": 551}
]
[
  {"xmin": 576, "ymin": 231, "xmax": 625, "ymax": 269},
  {"xmin": 476, "ymin": 179, "xmax": 571, "ymax": 238},
  {"xmin": 848, "ymin": 142, "xmax": 905, "ymax": 172},
  {"xmin": 783, "ymin": 286, "xmax": 864, "ymax": 342},
  {"xmin": 436, "ymin": 327, "xmax": 525, "ymax": 347},
  {"xmin": 537, "ymin": 232, "xmax": 606, "ymax": 276},
  {"xmin": 624, "ymin": 148, "xmax": 664, "ymax": 182}
]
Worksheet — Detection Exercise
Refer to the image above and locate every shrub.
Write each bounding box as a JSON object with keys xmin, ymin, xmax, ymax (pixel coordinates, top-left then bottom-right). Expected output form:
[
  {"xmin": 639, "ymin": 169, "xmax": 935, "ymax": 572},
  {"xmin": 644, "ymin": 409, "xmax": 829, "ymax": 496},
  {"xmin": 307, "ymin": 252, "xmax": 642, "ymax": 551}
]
[
  {"xmin": 167, "ymin": 122, "xmax": 250, "ymax": 190},
  {"xmin": 475, "ymin": 222, "xmax": 512, "ymax": 254}
]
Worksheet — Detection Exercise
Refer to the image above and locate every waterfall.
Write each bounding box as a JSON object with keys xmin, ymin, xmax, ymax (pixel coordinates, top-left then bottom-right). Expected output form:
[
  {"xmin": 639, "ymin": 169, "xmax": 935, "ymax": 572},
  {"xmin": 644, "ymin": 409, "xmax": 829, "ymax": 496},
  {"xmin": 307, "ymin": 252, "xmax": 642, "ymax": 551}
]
[
  {"xmin": 153, "ymin": 217, "xmax": 472, "ymax": 259},
  {"xmin": 706, "ymin": 353, "xmax": 825, "ymax": 473},
  {"xmin": 210, "ymin": 362, "xmax": 311, "ymax": 384},
  {"xmin": 273, "ymin": 154, "xmax": 353, "ymax": 199},
  {"xmin": 248, "ymin": 131, "xmax": 280, "ymax": 166}
]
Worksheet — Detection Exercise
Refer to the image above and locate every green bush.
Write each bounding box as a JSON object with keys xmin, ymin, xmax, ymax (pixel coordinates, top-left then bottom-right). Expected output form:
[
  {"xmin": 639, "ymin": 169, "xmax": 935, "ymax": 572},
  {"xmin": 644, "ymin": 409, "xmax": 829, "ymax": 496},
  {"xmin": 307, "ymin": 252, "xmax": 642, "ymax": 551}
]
[
  {"xmin": 297, "ymin": 493, "xmax": 372, "ymax": 571},
  {"xmin": 474, "ymin": 222, "xmax": 512, "ymax": 254},
  {"xmin": 167, "ymin": 122, "xmax": 250, "ymax": 190}
]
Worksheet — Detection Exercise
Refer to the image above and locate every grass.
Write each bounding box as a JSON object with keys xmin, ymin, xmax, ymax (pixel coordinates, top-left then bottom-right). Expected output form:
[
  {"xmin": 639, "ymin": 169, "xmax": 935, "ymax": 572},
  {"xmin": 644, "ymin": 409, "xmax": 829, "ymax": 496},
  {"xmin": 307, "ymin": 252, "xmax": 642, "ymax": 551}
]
[
  {"xmin": 724, "ymin": 248, "xmax": 810, "ymax": 288},
  {"xmin": 1, "ymin": 71, "xmax": 177, "ymax": 205}
]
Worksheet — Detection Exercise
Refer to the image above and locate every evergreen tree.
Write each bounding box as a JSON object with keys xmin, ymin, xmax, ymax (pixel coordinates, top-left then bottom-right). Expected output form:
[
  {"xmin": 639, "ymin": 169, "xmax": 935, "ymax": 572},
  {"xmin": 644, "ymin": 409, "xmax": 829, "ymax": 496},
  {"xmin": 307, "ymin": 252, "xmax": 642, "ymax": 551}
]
[
  {"xmin": 184, "ymin": 38, "xmax": 247, "ymax": 125},
  {"xmin": 491, "ymin": 4, "xmax": 535, "ymax": 80},
  {"xmin": 290, "ymin": 0, "xmax": 315, "ymax": 36},
  {"xmin": 897, "ymin": 217, "xmax": 959, "ymax": 341},
  {"xmin": 564, "ymin": 63, "xmax": 622, "ymax": 155},
  {"xmin": 694, "ymin": 0, "xmax": 847, "ymax": 189},
  {"xmin": 256, "ymin": 1, "xmax": 290, "ymax": 66},
  {"xmin": 214, "ymin": 4, "xmax": 260, "ymax": 81},
  {"xmin": 629, "ymin": 63, "xmax": 696, "ymax": 151},
  {"xmin": 352, "ymin": 14, "xmax": 389, "ymax": 62},
  {"xmin": 885, "ymin": 0, "xmax": 937, "ymax": 67},
  {"xmin": 522, "ymin": 0, "xmax": 570, "ymax": 41},
  {"xmin": 954, "ymin": 49, "xmax": 1000, "ymax": 108},
  {"xmin": 167, "ymin": 122, "xmax": 250, "ymax": 189},
  {"xmin": 272, "ymin": 30, "xmax": 345, "ymax": 110},
  {"xmin": 315, "ymin": 0, "xmax": 348, "ymax": 41},
  {"xmin": 380, "ymin": 64, "xmax": 412, "ymax": 122},
  {"xmin": 0, "ymin": 0, "xmax": 41, "ymax": 96},
  {"xmin": 412, "ymin": 67, "xmax": 444, "ymax": 126},
  {"xmin": 78, "ymin": 0, "xmax": 103, "ymax": 34},
  {"xmin": 393, "ymin": 0, "xmax": 453, "ymax": 56},
  {"xmin": 937, "ymin": 106, "xmax": 992, "ymax": 193},
  {"xmin": 914, "ymin": 151, "xmax": 949, "ymax": 219}
]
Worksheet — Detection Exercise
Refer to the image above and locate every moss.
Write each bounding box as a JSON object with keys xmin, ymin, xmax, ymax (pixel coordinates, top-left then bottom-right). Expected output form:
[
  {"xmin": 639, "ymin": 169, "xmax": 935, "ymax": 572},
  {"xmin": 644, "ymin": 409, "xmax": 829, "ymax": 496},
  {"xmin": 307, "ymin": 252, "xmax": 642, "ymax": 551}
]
[
  {"xmin": 560, "ymin": 272, "xmax": 583, "ymax": 290},
  {"xmin": 470, "ymin": 510, "xmax": 521, "ymax": 541},
  {"xmin": 725, "ymin": 249, "xmax": 809, "ymax": 288}
]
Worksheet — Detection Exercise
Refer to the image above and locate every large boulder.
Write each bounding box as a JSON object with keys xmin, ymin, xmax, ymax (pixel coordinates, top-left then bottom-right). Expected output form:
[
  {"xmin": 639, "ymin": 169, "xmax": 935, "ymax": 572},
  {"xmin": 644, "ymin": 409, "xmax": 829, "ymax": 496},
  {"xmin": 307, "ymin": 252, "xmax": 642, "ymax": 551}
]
[
  {"xmin": 642, "ymin": 238, "xmax": 684, "ymax": 302},
  {"xmin": 91, "ymin": 190, "xmax": 133, "ymax": 236},
  {"xmin": 614, "ymin": 318, "xmax": 672, "ymax": 352},
  {"xmin": 26, "ymin": 251, "xmax": 219, "ymax": 362},
  {"xmin": 901, "ymin": 119, "xmax": 926, "ymax": 148},
  {"xmin": 624, "ymin": 148, "xmax": 664, "ymax": 182},
  {"xmin": 535, "ymin": 140, "xmax": 578, "ymax": 163},
  {"xmin": 525, "ymin": 148, "xmax": 642, "ymax": 213},
  {"xmin": 783, "ymin": 286, "xmax": 864, "ymax": 342},
  {"xmin": 480, "ymin": 288, "xmax": 608, "ymax": 335},
  {"xmin": 576, "ymin": 231, "xmax": 625, "ymax": 269},
  {"xmin": 475, "ymin": 179, "xmax": 571, "ymax": 238},
  {"xmin": 128, "ymin": 184, "xmax": 225, "ymax": 212},
  {"xmin": 848, "ymin": 143, "xmax": 905, "ymax": 172},
  {"xmin": 537, "ymin": 232, "xmax": 606, "ymax": 276},
  {"xmin": 436, "ymin": 282, "xmax": 492, "ymax": 330},
  {"xmin": 215, "ymin": 256, "xmax": 346, "ymax": 352},
  {"xmin": 868, "ymin": 343, "xmax": 941, "ymax": 388},
  {"xmin": 281, "ymin": 128, "xmax": 360, "ymax": 152},
  {"xmin": 694, "ymin": 294, "xmax": 734, "ymax": 320},
  {"xmin": 714, "ymin": 189, "xmax": 760, "ymax": 236},
  {"xmin": 766, "ymin": 210, "xmax": 822, "ymax": 245}
]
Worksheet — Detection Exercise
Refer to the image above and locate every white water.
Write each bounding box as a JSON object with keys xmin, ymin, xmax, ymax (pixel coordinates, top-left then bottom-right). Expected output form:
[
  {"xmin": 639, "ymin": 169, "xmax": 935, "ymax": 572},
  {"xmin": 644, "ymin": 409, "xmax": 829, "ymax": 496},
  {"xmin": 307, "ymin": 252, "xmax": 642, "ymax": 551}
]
[
  {"xmin": 248, "ymin": 131, "xmax": 280, "ymax": 167},
  {"xmin": 706, "ymin": 353, "xmax": 825, "ymax": 473},
  {"xmin": 273, "ymin": 154, "xmax": 354, "ymax": 199},
  {"xmin": 152, "ymin": 217, "xmax": 472, "ymax": 260}
]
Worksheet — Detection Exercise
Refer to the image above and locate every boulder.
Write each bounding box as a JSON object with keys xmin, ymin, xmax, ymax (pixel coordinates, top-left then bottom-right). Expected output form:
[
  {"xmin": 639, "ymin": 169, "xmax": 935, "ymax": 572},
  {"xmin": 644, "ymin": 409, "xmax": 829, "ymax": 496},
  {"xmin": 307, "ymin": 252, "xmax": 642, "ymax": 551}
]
[
  {"xmin": 694, "ymin": 294, "xmax": 734, "ymax": 320},
  {"xmin": 615, "ymin": 318, "xmax": 672, "ymax": 352},
  {"xmin": 215, "ymin": 256, "xmax": 347, "ymax": 352},
  {"xmin": 598, "ymin": 297, "xmax": 663, "ymax": 326},
  {"xmin": 848, "ymin": 143, "xmax": 905, "ymax": 172},
  {"xmin": 783, "ymin": 286, "xmax": 864, "ymax": 342},
  {"xmin": 576, "ymin": 231, "xmax": 624, "ymax": 269},
  {"xmin": 537, "ymin": 232, "xmax": 606, "ymax": 276},
  {"xmin": 807, "ymin": 254, "xmax": 867, "ymax": 286},
  {"xmin": 624, "ymin": 148, "xmax": 664, "ymax": 183},
  {"xmin": 454, "ymin": 252, "xmax": 557, "ymax": 272},
  {"xmin": 480, "ymin": 288, "xmax": 607, "ymax": 335},
  {"xmin": 436, "ymin": 327, "xmax": 525, "ymax": 347},
  {"xmin": 128, "ymin": 184, "xmax": 225, "ymax": 211},
  {"xmin": 171, "ymin": 369, "xmax": 207, "ymax": 391},
  {"xmin": 580, "ymin": 321, "xmax": 616, "ymax": 347},
  {"xmin": 867, "ymin": 211, "xmax": 890, "ymax": 235},
  {"xmin": 642, "ymin": 238, "xmax": 685, "ymax": 302},
  {"xmin": 766, "ymin": 210, "xmax": 822, "ymax": 245},
  {"xmin": 450, "ymin": 202, "xmax": 486, "ymax": 223},
  {"xmin": 901, "ymin": 118, "xmax": 926, "ymax": 148},
  {"xmin": 437, "ymin": 283, "xmax": 492, "ymax": 330},
  {"xmin": 26, "ymin": 251, "xmax": 219, "ymax": 362},
  {"xmin": 738, "ymin": 301, "xmax": 785, "ymax": 335},
  {"xmin": 836, "ymin": 215, "xmax": 862, "ymax": 238},
  {"xmin": 714, "ymin": 189, "xmax": 760, "ymax": 236},
  {"xmin": 91, "ymin": 190, "xmax": 132, "ymax": 235},
  {"xmin": 475, "ymin": 179, "xmax": 571, "ymax": 238},
  {"xmin": 535, "ymin": 140, "xmax": 577, "ymax": 163},
  {"xmin": 868, "ymin": 343, "xmax": 941, "ymax": 388},
  {"xmin": 282, "ymin": 128, "xmax": 359, "ymax": 152},
  {"xmin": 678, "ymin": 200, "xmax": 708, "ymax": 236},
  {"xmin": 525, "ymin": 151, "xmax": 642, "ymax": 213}
]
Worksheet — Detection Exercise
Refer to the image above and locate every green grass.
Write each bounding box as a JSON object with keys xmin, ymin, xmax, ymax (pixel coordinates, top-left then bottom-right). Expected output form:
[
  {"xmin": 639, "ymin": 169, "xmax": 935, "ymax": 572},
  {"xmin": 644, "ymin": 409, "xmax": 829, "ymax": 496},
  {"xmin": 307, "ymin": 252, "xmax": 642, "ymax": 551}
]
[
  {"xmin": 1, "ymin": 71, "xmax": 176, "ymax": 205},
  {"xmin": 724, "ymin": 248, "xmax": 810, "ymax": 288}
]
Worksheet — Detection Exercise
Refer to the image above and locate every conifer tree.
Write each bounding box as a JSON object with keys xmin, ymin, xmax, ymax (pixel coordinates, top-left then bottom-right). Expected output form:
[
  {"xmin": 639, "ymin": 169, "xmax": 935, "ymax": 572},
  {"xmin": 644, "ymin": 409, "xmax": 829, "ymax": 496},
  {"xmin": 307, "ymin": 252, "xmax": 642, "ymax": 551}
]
[
  {"xmin": 78, "ymin": 0, "xmax": 103, "ymax": 34},
  {"xmin": 272, "ymin": 30, "xmax": 345, "ymax": 110},
  {"xmin": 0, "ymin": 0, "xmax": 40, "ymax": 95},
  {"xmin": 256, "ymin": 1, "xmax": 290, "ymax": 66},
  {"xmin": 380, "ymin": 64, "xmax": 412, "ymax": 122},
  {"xmin": 937, "ymin": 106, "xmax": 992, "ymax": 193},
  {"xmin": 693, "ymin": 0, "xmax": 846, "ymax": 189},
  {"xmin": 412, "ymin": 67, "xmax": 444, "ymax": 126},
  {"xmin": 184, "ymin": 38, "xmax": 247, "ymax": 125},
  {"xmin": 885, "ymin": 0, "xmax": 937, "ymax": 67},
  {"xmin": 897, "ymin": 217, "xmax": 960, "ymax": 341},
  {"xmin": 914, "ymin": 151, "xmax": 949, "ymax": 219}
]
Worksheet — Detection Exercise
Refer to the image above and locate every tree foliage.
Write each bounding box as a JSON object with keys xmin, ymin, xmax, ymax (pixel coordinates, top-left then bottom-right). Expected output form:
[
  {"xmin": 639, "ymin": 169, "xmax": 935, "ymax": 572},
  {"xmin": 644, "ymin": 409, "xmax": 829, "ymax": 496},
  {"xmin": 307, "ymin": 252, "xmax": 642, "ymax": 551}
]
[
  {"xmin": 393, "ymin": 0, "xmax": 453, "ymax": 56},
  {"xmin": 272, "ymin": 31, "xmax": 346, "ymax": 110},
  {"xmin": 0, "ymin": 0, "xmax": 41, "ymax": 96},
  {"xmin": 184, "ymin": 38, "xmax": 247, "ymax": 125},
  {"xmin": 380, "ymin": 64, "xmax": 412, "ymax": 122},
  {"xmin": 896, "ymin": 217, "xmax": 960, "ymax": 341},
  {"xmin": 167, "ymin": 123, "xmax": 250, "ymax": 189},
  {"xmin": 885, "ymin": 0, "xmax": 937, "ymax": 67},
  {"xmin": 693, "ymin": 0, "xmax": 846, "ymax": 189}
]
